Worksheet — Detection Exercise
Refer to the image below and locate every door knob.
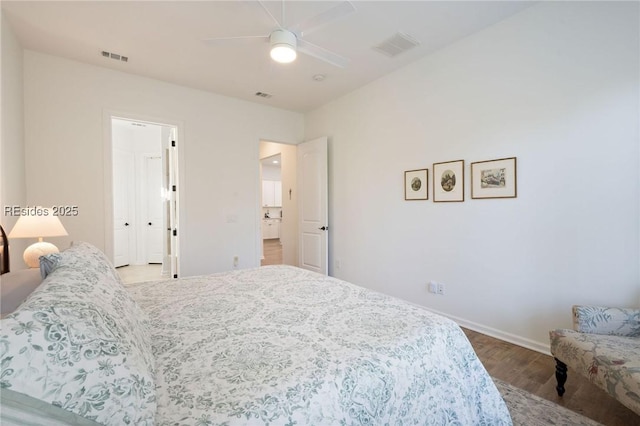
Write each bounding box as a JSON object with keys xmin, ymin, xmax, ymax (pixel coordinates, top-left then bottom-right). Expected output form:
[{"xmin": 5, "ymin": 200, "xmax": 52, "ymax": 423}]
[
  {"xmin": 124, "ymin": 222, "xmax": 130, "ymax": 226},
  {"xmin": 319, "ymin": 226, "xmax": 328, "ymax": 231},
  {"xmin": 148, "ymin": 222, "xmax": 152, "ymax": 225}
]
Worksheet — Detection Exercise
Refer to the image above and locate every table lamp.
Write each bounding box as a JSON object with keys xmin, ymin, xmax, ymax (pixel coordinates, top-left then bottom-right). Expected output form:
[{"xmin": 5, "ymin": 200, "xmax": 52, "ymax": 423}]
[{"xmin": 8, "ymin": 208, "xmax": 68, "ymax": 268}]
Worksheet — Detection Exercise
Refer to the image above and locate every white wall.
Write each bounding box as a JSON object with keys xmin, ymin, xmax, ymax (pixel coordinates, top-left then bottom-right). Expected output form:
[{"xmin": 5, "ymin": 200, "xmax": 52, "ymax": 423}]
[
  {"xmin": 1, "ymin": 14, "xmax": 28, "ymax": 271},
  {"xmin": 22, "ymin": 51, "xmax": 304, "ymax": 276},
  {"xmin": 305, "ymin": 1, "xmax": 640, "ymax": 351}
]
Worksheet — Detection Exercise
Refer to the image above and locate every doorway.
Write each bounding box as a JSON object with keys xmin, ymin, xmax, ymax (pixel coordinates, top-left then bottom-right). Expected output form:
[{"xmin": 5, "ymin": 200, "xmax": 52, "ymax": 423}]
[
  {"xmin": 259, "ymin": 141, "xmax": 298, "ymax": 267},
  {"xmin": 258, "ymin": 136, "xmax": 328, "ymax": 273},
  {"xmin": 260, "ymin": 154, "xmax": 283, "ymax": 265},
  {"xmin": 109, "ymin": 117, "xmax": 179, "ymax": 278}
]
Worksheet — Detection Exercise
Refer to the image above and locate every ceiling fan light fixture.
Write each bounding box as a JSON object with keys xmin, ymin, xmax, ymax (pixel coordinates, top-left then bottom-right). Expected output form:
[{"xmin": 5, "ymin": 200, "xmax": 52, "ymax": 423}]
[{"xmin": 270, "ymin": 29, "xmax": 297, "ymax": 63}]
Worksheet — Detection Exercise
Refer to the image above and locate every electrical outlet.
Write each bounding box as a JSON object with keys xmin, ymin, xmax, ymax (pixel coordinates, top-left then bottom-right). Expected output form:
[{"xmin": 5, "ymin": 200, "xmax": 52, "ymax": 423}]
[
  {"xmin": 437, "ymin": 282, "xmax": 445, "ymax": 295},
  {"xmin": 428, "ymin": 281, "xmax": 438, "ymax": 293},
  {"xmin": 335, "ymin": 259, "xmax": 341, "ymax": 270},
  {"xmin": 233, "ymin": 256, "xmax": 239, "ymax": 268}
]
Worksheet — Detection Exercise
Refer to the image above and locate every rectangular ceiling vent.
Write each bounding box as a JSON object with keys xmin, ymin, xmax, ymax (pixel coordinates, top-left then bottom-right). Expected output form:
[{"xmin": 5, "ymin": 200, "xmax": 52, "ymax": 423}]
[
  {"xmin": 373, "ymin": 32, "xmax": 420, "ymax": 58},
  {"xmin": 101, "ymin": 51, "xmax": 128, "ymax": 63},
  {"xmin": 255, "ymin": 92, "xmax": 273, "ymax": 98}
]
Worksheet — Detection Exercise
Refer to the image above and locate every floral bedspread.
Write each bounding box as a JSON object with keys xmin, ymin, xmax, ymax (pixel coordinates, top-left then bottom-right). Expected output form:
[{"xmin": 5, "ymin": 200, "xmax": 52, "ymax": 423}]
[{"xmin": 127, "ymin": 265, "xmax": 511, "ymax": 425}]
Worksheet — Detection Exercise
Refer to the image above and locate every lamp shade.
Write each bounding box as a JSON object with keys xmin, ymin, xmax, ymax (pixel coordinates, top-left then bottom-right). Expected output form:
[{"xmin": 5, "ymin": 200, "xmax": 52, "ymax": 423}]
[
  {"xmin": 8, "ymin": 208, "xmax": 68, "ymax": 239},
  {"xmin": 8, "ymin": 208, "xmax": 68, "ymax": 268}
]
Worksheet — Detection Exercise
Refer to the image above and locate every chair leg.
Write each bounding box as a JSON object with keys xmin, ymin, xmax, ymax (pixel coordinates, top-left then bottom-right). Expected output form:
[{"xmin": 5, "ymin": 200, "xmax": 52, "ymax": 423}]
[{"xmin": 555, "ymin": 358, "xmax": 567, "ymax": 396}]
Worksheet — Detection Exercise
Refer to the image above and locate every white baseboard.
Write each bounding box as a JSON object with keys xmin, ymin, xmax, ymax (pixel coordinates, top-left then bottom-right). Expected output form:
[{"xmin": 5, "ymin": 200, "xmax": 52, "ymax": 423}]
[{"xmin": 422, "ymin": 307, "xmax": 552, "ymax": 356}]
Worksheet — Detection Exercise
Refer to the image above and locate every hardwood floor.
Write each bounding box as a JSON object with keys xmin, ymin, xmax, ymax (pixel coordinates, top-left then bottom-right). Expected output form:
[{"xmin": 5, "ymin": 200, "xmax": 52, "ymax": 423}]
[
  {"xmin": 261, "ymin": 238, "xmax": 283, "ymax": 266},
  {"xmin": 463, "ymin": 328, "xmax": 639, "ymax": 426}
]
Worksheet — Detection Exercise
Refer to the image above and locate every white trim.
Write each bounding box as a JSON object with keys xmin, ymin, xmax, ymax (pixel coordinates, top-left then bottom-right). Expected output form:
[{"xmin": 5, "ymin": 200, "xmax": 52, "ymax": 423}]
[
  {"xmin": 396, "ymin": 297, "xmax": 552, "ymax": 355},
  {"xmin": 425, "ymin": 307, "xmax": 552, "ymax": 355}
]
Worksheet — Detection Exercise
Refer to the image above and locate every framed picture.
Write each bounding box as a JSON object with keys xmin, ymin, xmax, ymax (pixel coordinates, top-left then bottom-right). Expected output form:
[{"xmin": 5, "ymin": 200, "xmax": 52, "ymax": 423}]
[
  {"xmin": 471, "ymin": 157, "xmax": 517, "ymax": 199},
  {"xmin": 404, "ymin": 169, "xmax": 428, "ymax": 200},
  {"xmin": 433, "ymin": 160, "xmax": 464, "ymax": 202}
]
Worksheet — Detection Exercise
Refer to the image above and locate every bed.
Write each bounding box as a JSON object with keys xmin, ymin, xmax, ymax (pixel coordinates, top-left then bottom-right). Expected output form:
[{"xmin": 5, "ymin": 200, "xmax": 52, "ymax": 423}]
[{"xmin": 0, "ymin": 242, "xmax": 512, "ymax": 425}]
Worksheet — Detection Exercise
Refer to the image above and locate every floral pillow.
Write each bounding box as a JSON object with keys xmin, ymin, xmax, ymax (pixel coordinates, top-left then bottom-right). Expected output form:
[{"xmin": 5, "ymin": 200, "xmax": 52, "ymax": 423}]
[
  {"xmin": 0, "ymin": 242, "xmax": 156, "ymax": 425},
  {"xmin": 573, "ymin": 305, "xmax": 640, "ymax": 337}
]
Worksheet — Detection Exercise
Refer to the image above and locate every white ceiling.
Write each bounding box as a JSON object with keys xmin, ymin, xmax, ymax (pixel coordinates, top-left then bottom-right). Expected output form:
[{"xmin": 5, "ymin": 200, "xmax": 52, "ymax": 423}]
[{"xmin": 2, "ymin": 1, "xmax": 535, "ymax": 112}]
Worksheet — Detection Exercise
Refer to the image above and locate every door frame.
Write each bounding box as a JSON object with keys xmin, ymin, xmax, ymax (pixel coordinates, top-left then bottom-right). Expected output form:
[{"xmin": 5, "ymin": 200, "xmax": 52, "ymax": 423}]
[{"xmin": 103, "ymin": 110, "xmax": 185, "ymax": 277}]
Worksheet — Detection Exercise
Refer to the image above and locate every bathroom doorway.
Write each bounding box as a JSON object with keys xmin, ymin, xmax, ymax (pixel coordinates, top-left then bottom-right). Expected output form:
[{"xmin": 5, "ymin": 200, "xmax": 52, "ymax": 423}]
[
  {"xmin": 260, "ymin": 154, "xmax": 283, "ymax": 265},
  {"xmin": 259, "ymin": 140, "xmax": 298, "ymax": 266},
  {"xmin": 109, "ymin": 116, "xmax": 180, "ymax": 278}
]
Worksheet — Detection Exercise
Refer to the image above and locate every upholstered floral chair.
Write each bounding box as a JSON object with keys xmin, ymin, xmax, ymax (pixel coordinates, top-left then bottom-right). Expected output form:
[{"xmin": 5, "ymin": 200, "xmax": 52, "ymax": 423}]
[{"xmin": 549, "ymin": 305, "xmax": 640, "ymax": 416}]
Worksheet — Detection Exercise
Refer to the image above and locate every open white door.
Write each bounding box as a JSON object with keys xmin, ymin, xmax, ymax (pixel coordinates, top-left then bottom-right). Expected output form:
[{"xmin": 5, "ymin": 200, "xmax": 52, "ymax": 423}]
[{"xmin": 297, "ymin": 137, "xmax": 328, "ymax": 274}]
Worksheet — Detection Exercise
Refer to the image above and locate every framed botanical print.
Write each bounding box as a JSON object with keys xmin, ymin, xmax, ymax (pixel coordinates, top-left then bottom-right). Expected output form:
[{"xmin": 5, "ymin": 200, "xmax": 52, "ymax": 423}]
[
  {"xmin": 471, "ymin": 157, "xmax": 517, "ymax": 199},
  {"xmin": 433, "ymin": 160, "xmax": 464, "ymax": 202},
  {"xmin": 404, "ymin": 169, "xmax": 428, "ymax": 200}
]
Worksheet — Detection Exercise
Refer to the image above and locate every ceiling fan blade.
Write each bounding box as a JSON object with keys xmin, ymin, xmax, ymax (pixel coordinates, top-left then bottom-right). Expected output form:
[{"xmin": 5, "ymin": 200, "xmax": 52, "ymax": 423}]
[
  {"xmin": 257, "ymin": 0, "xmax": 283, "ymax": 28},
  {"xmin": 298, "ymin": 39, "xmax": 349, "ymax": 68},
  {"xmin": 203, "ymin": 35, "xmax": 269, "ymax": 46},
  {"xmin": 291, "ymin": 1, "xmax": 356, "ymax": 37}
]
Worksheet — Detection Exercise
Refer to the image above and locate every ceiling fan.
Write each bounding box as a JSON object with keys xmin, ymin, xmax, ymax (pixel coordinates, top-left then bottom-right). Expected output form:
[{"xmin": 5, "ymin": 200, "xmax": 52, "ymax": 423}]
[{"xmin": 203, "ymin": 1, "xmax": 356, "ymax": 68}]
